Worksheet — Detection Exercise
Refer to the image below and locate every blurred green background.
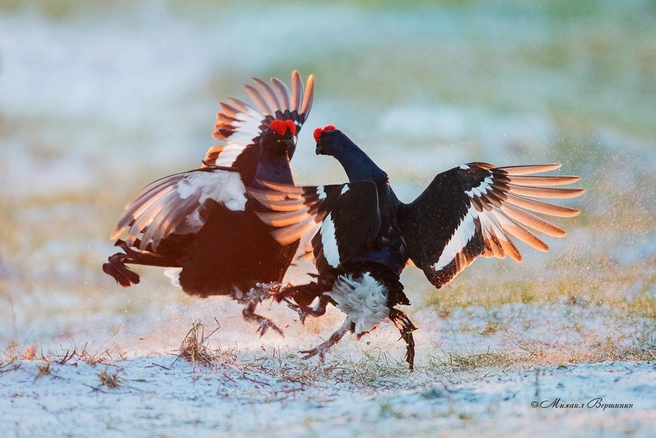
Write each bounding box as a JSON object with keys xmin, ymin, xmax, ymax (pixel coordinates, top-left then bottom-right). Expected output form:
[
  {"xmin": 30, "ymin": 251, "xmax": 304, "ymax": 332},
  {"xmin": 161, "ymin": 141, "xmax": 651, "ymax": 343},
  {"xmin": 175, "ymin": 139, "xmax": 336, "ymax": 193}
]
[{"xmin": 0, "ymin": 0, "xmax": 654, "ymax": 351}]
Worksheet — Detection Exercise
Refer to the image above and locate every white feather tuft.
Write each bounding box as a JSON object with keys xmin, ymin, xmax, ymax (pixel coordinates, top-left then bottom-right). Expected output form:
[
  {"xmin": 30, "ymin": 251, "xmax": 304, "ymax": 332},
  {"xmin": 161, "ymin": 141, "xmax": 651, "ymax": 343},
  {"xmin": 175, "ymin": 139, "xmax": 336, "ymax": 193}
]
[{"xmin": 327, "ymin": 273, "xmax": 389, "ymax": 334}]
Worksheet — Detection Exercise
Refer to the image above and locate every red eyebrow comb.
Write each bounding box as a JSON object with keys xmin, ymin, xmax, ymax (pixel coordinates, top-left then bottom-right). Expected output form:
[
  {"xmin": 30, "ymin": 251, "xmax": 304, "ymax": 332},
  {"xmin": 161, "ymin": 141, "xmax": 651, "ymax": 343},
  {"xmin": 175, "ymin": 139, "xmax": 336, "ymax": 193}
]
[
  {"xmin": 269, "ymin": 119, "xmax": 297, "ymax": 136},
  {"xmin": 284, "ymin": 119, "xmax": 296, "ymax": 136},
  {"xmin": 270, "ymin": 119, "xmax": 289, "ymax": 136},
  {"xmin": 313, "ymin": 124, "xmax": 336, "ymax": 142}
]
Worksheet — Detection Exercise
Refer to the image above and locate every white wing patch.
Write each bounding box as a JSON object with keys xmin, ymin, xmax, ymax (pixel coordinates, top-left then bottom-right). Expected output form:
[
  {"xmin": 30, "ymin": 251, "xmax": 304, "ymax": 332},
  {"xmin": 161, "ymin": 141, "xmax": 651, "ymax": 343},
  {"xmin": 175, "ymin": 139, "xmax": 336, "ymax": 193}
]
[
  {"xmin": 433, "ymin": 176, "xmax": 494, "ymax": 272},
  {"xmin": 327, "ymin": 273, "xmax": 389, "ymax": 334},
  {"xmin": 429, "ymin": 163, "xmax": 584, "ymax": 282},
  {"xmin": 195, "ymin": 171, "xmax": 246, "ymax": 212},
  {"xmin": 464, "ymin": 175, "xmax": 493, "ymax": 198},
  {"xmin": 432, "ymin": 206, "xmax": 478, "ymax": 272},
  {"xmin": 249, "ymin": 181, "xmax": 379, "ymax": 263},
  {"xmin": 317, "ymin": 185, "xmax": 327, "ymax": 200},
  {"xmin": 320, "ymin": 213, "xmax": 340, "ymax": 268},
  {"xmin": 112, "ymin": 169, "xmax": 247, "ymax": 251},
  {"xmin": 215, "ymin": 111, "xmax": 262, "ymax": 167}
]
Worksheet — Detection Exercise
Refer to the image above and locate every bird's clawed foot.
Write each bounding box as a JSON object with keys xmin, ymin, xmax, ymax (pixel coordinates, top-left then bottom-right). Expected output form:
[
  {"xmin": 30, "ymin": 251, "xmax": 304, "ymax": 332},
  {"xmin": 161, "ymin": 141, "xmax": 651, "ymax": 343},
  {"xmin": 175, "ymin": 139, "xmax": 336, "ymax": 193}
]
[
  {"xmin": 102, "ymin": 251, "xmax": 141, "ymax": 286},
  {"xmin": 283, "ymin": 298, "xmax": 309, "ymax": 324},
  {"xmin": 283, "ymin": 294, "xmax": 330, "ymax": 324},
  {"xmin": 242, "ymin": 302, "xmax": 284, "ymax": 338},
  {"xmin": 299, "ymin": 318, "xmax": 353, "ymax": 361},
  {"xmin": 103, "ymin": 239, "xmax": 175, "ymax": 287},
  {"xmin": 389, "ymin": 308, "xmax": 417, "ymax": 371}
]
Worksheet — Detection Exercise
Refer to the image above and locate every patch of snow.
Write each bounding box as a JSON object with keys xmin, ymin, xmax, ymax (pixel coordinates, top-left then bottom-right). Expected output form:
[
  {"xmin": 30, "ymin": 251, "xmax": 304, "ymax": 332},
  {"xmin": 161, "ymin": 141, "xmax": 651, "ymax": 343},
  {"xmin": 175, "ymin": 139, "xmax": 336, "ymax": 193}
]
[{"xmin": 0, "ymin": 357, "xmax": 653, "ymax": 437}]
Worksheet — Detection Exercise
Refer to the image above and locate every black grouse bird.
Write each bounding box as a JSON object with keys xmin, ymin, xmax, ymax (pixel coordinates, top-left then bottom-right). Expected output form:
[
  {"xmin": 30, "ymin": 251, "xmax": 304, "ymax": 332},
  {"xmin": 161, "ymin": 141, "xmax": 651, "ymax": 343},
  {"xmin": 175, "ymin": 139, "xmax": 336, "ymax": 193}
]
[
  {"xmin": 103, "ymin": 71, "xmax": 315, "ymax": 335},
  {"xmin": 250, "ymin": 126, "xmax": 584, "ymax": 368}
]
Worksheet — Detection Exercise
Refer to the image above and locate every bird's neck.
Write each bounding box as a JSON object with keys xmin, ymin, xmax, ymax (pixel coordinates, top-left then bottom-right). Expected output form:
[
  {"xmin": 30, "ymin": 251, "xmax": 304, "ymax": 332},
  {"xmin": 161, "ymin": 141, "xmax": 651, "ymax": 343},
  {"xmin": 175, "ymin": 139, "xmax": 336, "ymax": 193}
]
[
  {"xmin": 333, "ymin": 138, "xmax": 388, "ymax": 184},
  {"xmin": 252, "ymin": 154, "xmax": 295, "ymax": 189}
]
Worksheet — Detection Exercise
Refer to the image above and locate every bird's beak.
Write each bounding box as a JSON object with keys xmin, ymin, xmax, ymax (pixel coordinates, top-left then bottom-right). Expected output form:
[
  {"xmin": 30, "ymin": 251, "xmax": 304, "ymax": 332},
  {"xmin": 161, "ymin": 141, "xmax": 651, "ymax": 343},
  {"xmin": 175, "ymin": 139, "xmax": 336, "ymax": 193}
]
[
  {"xmin": 284, "ymin": 137, "xmax": 296, "ymax": 159},
  {"xmin": 315, "ymin": 138, "xmax": 324, "ymax": 155},
  {"xmin": 284, "ymin": 137, "xmax": 296, "ymax": 149}
]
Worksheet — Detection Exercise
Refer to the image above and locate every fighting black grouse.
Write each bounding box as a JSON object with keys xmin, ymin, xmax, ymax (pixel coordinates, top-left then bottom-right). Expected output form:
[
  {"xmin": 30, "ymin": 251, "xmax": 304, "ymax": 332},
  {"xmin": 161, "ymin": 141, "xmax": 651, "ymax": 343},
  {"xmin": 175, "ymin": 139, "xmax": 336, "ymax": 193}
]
[
  {"xmin": 250, "ymin": 126, "xmax": 584, "ymax": 368},
  {"xmin": 103, "ymin": 71, "xmax": 314, "ymax": 335}
]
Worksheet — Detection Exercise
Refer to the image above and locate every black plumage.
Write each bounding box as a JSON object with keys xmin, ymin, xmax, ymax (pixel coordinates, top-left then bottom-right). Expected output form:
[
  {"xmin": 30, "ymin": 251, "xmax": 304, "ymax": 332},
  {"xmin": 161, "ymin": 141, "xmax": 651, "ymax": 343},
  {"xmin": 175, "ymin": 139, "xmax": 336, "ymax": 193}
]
[
  {"xmin": 250, "ymin": 127, "xmax": 584, "ymax": 368},
  {"xmin": 102, "ymin": 71, "xmax": 314, "ymax": 335}
]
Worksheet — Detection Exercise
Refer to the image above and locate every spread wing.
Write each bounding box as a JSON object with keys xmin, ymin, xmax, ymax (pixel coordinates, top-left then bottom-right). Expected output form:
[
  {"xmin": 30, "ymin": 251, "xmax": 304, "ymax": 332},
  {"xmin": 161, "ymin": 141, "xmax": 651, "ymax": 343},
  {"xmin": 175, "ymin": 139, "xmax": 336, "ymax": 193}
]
[
  {"xmin": 397, "ymin": 163, "xmax": 584, "ymax": 289},
  {"xmin": 202, "ymin": 70, "xmax": 315, "ymax": 184},
  {"xmin": 110, "ymin": 167, "xmax": 247, "ymax": 251},
  {"xmin": 249, "ymin": 181, "xmax": 381, "ymax": 274},
  {"xmin": 109, "ymin": 71, "xmax": 315, "ymax": 253}
]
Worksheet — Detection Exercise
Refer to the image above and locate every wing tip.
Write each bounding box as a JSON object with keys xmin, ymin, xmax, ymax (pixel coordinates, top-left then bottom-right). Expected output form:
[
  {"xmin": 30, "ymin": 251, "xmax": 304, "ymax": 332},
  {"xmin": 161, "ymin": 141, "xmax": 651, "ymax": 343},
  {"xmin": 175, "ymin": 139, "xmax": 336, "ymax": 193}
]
[{"xmin": 109, "ymin": 228, "xmax": 123, "ymax": 241}]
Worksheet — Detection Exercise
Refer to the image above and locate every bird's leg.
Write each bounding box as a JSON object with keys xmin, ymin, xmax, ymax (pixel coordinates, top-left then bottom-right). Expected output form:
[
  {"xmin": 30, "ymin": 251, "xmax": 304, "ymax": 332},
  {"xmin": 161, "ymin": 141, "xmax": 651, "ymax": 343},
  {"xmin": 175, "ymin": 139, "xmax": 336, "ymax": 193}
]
[
  {"xmin": 268, "ymin": 282, "xmax": 298, "ymax": 302},
  {"xmin": 103, "ymin": 240, "xmax": 179, "ymax": 286},
  {"xmin": 116, "ymin": 239, "xmax": 174, "ymax": 267},
  {"xmin": 300, "ymin": 318, "xmax": 354, "ymax": 361},
  {"xmin": 389, "ymin": 308, "xmax": 417, "ymax": 371},
  {"xmin": 241, "ymin": 301, "xmax": 284, "ymax": 338},
  {"xmin": 271, "ymin": 279, "xmax": 325, "ymax": 302},
  {"xmin": 283, "ymin": 294, "xmax": 331, "ymax": 324},
  {"xmin": 239, "ymin": 284, "xmax": 285, "ymax": 337},
  {"xmin": 253, "ymin": 282, "xmax": 286, "ymax": 300}
]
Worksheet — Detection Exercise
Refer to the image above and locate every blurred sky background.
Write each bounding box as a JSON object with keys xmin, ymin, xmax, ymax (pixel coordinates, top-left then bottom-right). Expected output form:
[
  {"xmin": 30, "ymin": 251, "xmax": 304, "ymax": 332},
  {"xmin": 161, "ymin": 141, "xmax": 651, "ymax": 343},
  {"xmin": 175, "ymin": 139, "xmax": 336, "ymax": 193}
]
[{"xmin": 0, "ymin": 0, "xmax": 655, "ymax": 350}]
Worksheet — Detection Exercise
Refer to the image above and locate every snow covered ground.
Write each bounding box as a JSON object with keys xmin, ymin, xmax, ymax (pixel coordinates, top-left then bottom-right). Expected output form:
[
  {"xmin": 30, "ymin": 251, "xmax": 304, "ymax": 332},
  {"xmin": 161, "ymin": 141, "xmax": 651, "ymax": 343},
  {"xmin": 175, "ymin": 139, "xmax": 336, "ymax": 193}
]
[
  {"xmin": 2, "ymin": 356, "xmax": 654, "ymax": 437},
  {"xmin": 1, "ymin": 1, "xmax": 655, "ymax": 436}
]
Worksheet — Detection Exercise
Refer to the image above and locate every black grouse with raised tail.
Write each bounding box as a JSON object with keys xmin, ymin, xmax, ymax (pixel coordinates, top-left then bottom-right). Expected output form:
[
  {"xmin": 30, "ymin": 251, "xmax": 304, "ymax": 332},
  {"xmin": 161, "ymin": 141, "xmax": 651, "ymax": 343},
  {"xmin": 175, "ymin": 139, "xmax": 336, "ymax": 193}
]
[
  {"xmin": 250, "ymin": 126, "xmax": 584, "ymax": 368},
  {"xmin": 103, "ymin": 71, "xmax": 314, "ymax": 335}
]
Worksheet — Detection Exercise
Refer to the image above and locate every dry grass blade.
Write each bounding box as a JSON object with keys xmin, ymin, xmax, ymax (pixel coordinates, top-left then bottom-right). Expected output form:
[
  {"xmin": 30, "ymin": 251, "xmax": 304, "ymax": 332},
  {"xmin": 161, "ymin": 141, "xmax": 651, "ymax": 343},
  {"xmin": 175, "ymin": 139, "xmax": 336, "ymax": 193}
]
[
  {"xmin": 2, "ymin": 341, "xmax": 48, "ymax": 362},
  {"xmin": 36, "ymin": 361, "xmax": 51, "ymax": 379},
  {"xmin": 176, "ymin": 320, "xmax": 221, "ymax": 367},
  {"xmin": 22, "ymin": 345, "xmax": 38, "ymax": 360},
  {"xmin": 98, "ymin": 370, "xmax": 120, "ymax": 389},
  {"xmin": 76, "ymin": 342, "xmax": 112, "ymax": 365}
]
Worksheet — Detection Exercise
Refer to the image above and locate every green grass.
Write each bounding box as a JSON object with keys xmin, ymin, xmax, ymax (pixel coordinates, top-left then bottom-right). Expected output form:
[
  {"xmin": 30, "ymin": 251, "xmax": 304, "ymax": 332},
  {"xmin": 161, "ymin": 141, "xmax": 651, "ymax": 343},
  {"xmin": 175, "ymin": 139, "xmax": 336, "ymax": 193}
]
[
  {"xmin": 423, "ymin": 262, "xmax": 656, "ymax": 316},
  {"xmin": 429, "ymin": 350, "xmax": 517, "ymax": 371}
]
